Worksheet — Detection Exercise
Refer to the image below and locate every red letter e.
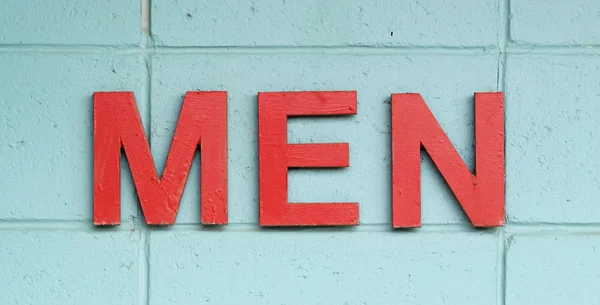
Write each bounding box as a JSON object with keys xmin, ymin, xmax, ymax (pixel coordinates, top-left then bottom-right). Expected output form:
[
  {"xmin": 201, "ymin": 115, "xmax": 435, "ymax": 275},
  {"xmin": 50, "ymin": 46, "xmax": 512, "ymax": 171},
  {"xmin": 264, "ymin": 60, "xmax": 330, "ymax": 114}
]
[{"xmin": 258, "ymin": 91, "xmax": 359, "ymax": 226}]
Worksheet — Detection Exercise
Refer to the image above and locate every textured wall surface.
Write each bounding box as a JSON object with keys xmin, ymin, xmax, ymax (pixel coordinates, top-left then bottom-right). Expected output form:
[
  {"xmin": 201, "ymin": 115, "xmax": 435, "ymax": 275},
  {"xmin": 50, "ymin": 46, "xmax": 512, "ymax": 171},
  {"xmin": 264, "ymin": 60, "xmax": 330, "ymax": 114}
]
[{"xmin": 1, "ymin": 0, "xmax": 599, "ymax": 304}]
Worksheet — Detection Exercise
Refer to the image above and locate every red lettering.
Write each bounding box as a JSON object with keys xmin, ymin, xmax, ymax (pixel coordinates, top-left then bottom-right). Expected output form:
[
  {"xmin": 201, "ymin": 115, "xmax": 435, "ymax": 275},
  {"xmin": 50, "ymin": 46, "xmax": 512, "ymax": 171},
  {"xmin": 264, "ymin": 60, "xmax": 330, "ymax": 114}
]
[
  {"xmin": 391, "ymin": 92, "xmax": 504, "ymax": 228},
  {"xmin": 258, "ymin": 91, "xmax": 359, "ymax": 226},
  {"xmin": 93, "ymin": 91, "xmax": 227, "ymax": 225}
]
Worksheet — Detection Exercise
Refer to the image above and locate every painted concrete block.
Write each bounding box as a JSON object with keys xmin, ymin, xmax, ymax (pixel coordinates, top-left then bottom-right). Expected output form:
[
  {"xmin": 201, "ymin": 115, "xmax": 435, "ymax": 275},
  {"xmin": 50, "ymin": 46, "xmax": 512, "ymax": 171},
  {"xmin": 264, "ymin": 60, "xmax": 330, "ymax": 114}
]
[
  {"xmin": 152, "ymin": 0, "xmax": 498, "ymax": 47},
  {"xmin": 149, "ymin": 230, "xmax": 497, "ymax": 304},
  {"xmin": 506, "ymin": 234, "xmax": 600, "ymax": 304},
  {"xmin": 505, "ymin": 55, "xmax": 600, "ymax": 223},
  {"xmin": 0, "ymin": 54, "xmax": 146, "ymax": 221},
  {"xmin": 0, "ymin": 230, "xmax": 138, "ymax": 304},
  {"xmin": 510, "ymin": 0, "xmax": 600, "ymax": 45},
  {"xmin": 150, "ymin": 53, "xmax": 498, "ymax": 225},
  {"xmin": 0, "ymin": 0, "xmax": 140, "ymax": 45}
]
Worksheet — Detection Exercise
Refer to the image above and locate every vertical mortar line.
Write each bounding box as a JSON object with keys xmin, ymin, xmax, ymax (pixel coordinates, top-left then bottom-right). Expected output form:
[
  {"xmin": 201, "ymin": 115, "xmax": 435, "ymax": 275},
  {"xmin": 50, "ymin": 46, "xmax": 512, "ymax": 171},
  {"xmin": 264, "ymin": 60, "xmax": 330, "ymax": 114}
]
[
  {"xmin": 496, "ymin": 228, "xmax": 507, "ymax": 305},
  {"xmin": 141, "ymin": 53, "xmax": 152, "ymax": 305},
  {"xmin": 141, "ymin": 0, "xmax": 151, "ymax": 39},
  {"xmin": 138, "ymin": 1, "xmax": 151, "ymax": 305},
  {"xmin": 497, "ymin": 0, "xmax": 509, "ymax": 92},
  {"xmin": 497, "ymin": 1, "xmax": 510, "ymax": 305},
  {"xmin": 136, "ymin": 214, "xmax": 149, "ymax": 305}
]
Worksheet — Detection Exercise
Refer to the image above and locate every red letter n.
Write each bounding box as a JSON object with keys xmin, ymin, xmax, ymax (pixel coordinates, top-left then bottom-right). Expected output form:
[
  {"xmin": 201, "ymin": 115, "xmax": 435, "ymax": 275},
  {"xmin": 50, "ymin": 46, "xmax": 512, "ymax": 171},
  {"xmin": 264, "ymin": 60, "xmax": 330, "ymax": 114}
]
[
  {"xmin": 392, "ymin": 92, "xmax": 504, "ymax": 228},
  {"xmin": 258, "ymin": 91, "xmax": 359, "ymax": 226},
  {"xmin": 94, "ymin": 91, "xmax": 227, "ymax": 225}
]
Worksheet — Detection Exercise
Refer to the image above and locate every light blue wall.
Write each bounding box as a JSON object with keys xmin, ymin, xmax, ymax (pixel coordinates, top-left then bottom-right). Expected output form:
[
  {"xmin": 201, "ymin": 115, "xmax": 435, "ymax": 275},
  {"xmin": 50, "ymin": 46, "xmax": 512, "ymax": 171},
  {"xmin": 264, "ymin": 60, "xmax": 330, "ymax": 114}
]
[{"xmin": 1, "ymin": 0, "xmax": 599, "ymax": 304}]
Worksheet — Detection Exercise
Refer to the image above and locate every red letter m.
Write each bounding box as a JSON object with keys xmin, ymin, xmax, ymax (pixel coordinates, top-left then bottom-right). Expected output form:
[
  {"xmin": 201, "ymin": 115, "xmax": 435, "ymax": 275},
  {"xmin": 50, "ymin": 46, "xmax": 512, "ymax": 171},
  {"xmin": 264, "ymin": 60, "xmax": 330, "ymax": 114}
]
[{"xmin": 93, "ymin": 92, "xmax": 227, "ymax": 225}]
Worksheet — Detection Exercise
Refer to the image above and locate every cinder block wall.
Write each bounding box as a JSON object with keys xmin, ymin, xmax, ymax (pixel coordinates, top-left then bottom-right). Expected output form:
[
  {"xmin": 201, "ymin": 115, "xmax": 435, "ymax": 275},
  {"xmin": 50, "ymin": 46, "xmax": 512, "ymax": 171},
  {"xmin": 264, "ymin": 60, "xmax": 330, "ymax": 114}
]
[{"xmin": 1, "ymin": 0, "xmax": 599, "ymax": 304}]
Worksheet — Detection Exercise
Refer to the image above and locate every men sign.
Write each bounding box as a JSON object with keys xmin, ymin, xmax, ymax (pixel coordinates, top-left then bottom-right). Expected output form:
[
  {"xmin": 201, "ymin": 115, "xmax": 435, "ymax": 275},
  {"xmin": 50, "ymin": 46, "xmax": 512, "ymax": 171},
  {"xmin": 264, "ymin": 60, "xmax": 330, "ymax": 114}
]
[{"xmin": 93, "ymin": 91, "xmax": 504, "ymax": 228}]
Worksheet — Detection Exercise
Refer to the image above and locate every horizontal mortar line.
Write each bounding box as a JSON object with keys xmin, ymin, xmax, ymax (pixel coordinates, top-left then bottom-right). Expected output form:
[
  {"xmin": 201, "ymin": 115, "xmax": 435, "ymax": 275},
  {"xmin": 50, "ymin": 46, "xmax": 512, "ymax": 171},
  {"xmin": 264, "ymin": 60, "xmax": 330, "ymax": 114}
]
[
  {"xmin": 151, "ymin": 45, "xmax": 498, "ymax": 56},
  {"xmin": 0, "ymin": 219, "xmax": 137, "ymax": 231},
  {"xmin": 0, "ymin": 44, "xmax": 498, "ymax": 55},
  {"xmin": 145, "ymin": 223, "xmax": 481, "ymax": 233},
  {"xmin": 509, "ymin": 43, "xmax": 600, "ymax": 49},
  {"xmin": 146, "ymin": 222, "xmax": 600, "ymax": 233},
  {"xmin": 0, "ymin": 221, "xmax": 467, "ymax": 232},
  {"xmin": 139, "ymin": 222, "xmax": 600, "ymax": 233},
  {"xmin": 3, "ymin": 221, "xmax": 600, "ymax": 233},
  {"xmin": 3, "ymin": 44, "xmax": 600, "ymax": 55},
  {"xmin": 506, "ymin": 44, "xmax": 600, "ymax": 55},
  {"xmin": 0, "ymin": 219, "xmax": 89, "ymax": 224},
  {"xmin": 0, "ymin": 44, "xmax": 145, "ymax": 54},
  {"xmin": 504, "ymin": 223, "xmax": 600, "ymax": 234}
]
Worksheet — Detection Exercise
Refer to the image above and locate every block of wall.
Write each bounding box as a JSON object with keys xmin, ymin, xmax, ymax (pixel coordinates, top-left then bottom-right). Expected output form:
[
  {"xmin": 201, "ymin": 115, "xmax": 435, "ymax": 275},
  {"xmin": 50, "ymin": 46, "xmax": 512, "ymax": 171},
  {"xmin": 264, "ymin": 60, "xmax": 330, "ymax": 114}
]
[
  {"xmin": 0, "ymin": 0, "xmax": 140, "ymax": 45},
  {"xmin": 0, "ymin": 231, "xmax": 138, "ymax": 304},
  {"xmin": 152, "ymin": 0, "xmax": 498, "ymax": 47},
  {"xmin": 149, "ymin": 230, "xmax": 497, "ymax": 305},
  {"xmin": 0, "ymin": 54, "xmax": 145, "ymax": 221},
  {"xmin": 510, "ymin": 0, "xmax": 600, "ymax": 45},
  {"xmin": 505, "ymin": 55, "xmax": 600, "ymax": 223},
  {"xmin": 506, "ymin": 234, "xmax": 600, "ymax": 304}
]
